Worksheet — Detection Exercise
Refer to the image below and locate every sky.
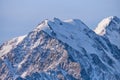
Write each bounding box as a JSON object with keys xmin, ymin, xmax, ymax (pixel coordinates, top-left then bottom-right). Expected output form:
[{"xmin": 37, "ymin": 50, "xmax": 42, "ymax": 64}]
[{"xmin": 0, "ymin": 0, "xmax": 120, "ymax": 44}]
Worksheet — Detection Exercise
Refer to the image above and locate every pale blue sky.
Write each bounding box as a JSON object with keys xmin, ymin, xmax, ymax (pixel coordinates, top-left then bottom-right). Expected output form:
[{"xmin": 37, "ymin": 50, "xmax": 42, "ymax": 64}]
[{"xmin": 0, "ymin": 0, "xmax": 120, "ymax": 44}]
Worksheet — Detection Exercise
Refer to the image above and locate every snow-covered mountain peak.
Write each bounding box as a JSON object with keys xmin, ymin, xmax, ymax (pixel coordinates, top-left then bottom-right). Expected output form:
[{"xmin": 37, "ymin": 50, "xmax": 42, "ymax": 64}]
[
  {"xmin": 34, "ymin": 19, "xmax": 49, "ymax": 32},
  {"xmin": 94, "ymin": 16, "xmax": 120, "ymax": 36},
  {"xmin": 94, "ymin": 16, "xmax": 120, "ymax": 49},
  {"xmin": 34, "ymin": 18, "xmax": 89, "ymax": 34},
  {"xmin": 0, "ymin": 17, "xmax": 120, "ymax": 80},
  {"xmin": 32, "ymin": 18, "xmax": 93, "ymax": 53},
  {"xmin": 23, "ymin": 18, "xmax": 96, "ymax": 56}
]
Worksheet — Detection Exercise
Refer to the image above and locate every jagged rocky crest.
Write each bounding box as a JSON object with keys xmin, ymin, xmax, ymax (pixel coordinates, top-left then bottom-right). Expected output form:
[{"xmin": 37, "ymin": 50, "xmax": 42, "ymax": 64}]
[{"xmin": 0, "ymin": 16, "xmax": 120, "ymax": 80}]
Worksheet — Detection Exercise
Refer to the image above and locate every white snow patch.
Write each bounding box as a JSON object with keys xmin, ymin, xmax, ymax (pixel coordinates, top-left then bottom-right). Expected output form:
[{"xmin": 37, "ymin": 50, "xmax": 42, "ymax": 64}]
[
  {"xmin": 18, "ymin": 59, "xmax": 26, "ymax": 69},
  {"xmin": 16, "ymin": 35, "xmax": 26, "ymax": 45},
  {"xmin": 0, "ymin": 44, "xmax": 12, "ymax": 56},
  {"xmin": 18, "ymin": 54, "xmax": 30, "ymax": 69},
  {"xmin": 64, "ymin": 19, "xmax": 74, "ymax": 23},
  {"xmin": 94, "ymin": 16, "xmax": 114, "ymax": 35},
  {"xmin": 21, "ymin": 71, "xmax": 27, "ymax": 78},
  {"xmin": 0, "ymin": 35, "xmax": 26, "ymax": 57}
]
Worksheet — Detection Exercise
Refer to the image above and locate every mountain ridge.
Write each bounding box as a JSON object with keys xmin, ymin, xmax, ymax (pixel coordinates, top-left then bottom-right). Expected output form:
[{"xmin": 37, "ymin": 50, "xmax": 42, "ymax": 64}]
[{"xmin": 0, "ymin": 16, "xmax": 120, "ymax": 80}]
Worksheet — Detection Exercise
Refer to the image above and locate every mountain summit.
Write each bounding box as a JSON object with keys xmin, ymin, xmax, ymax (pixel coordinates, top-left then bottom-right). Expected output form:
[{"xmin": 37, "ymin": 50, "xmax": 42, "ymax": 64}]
[
  {"xmin": 0, "ymin": 16, "xmax": 120, "ymax": 80},
  {"xmin": 94, "ymin": 16, "xmax": 120, "ymax": 49},
  {"xmin": 94, "ymin": 16, "xmax": 120, "ymax": 35}
]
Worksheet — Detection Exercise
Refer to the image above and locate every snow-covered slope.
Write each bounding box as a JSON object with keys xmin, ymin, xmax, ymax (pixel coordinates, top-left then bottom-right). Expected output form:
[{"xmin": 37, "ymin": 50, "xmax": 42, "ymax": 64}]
[
  {"xmin": 0, "ymin": 17, "xmax": 120, "ymax": 80},
  {"xmin": 34, "ymin": 18, "xmax": 97, "ymax": 54},
  {"xmin": 0, "ymin": 35, "xmax": 26, "ymax": 57},
  {"xmin": 94, "ymin": 16, "xmax": 120, "ymax": 49}
]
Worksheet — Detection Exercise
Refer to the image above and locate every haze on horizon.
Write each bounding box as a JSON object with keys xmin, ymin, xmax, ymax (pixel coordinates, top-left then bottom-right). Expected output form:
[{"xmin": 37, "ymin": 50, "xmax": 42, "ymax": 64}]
[{"xmin": 0, "ymin": 0, "xmax": 120, "ymax": 44}]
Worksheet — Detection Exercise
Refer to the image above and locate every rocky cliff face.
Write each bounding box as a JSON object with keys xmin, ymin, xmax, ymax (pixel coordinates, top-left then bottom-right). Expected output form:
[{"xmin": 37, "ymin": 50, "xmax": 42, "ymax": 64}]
[{"xmin": 0, "ymin": 16, "xmax": 120, "ymax": 80}]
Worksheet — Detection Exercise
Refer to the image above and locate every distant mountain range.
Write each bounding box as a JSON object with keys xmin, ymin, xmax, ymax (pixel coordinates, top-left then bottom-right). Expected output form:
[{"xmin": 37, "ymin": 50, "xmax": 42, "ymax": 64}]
[{"xmin": 0, "ymin": 16, "xmax": 120, "ymax": 80}]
